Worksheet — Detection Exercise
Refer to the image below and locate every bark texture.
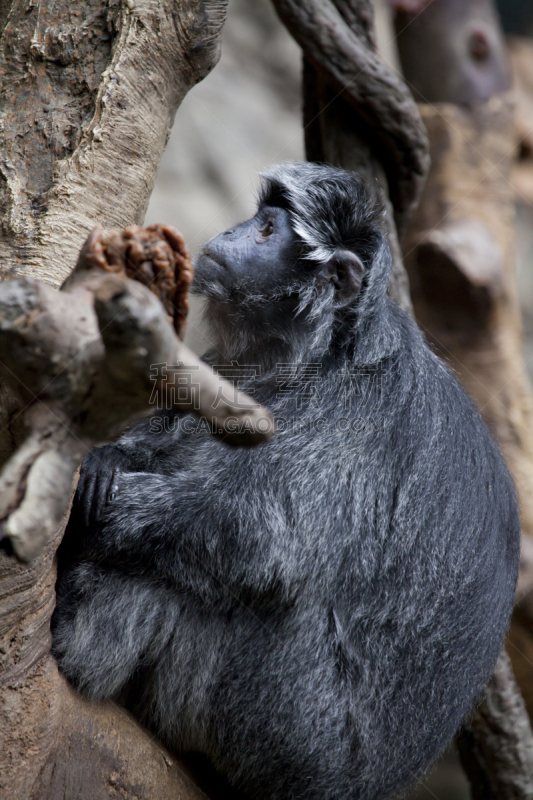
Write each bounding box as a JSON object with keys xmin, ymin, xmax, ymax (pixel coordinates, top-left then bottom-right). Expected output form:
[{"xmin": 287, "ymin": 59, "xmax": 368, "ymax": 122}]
[
  {"xmin": 508, "ymin": 36, "xmax": 533, "ymax": 205},
  {"xmin": 494, "ymin": 22, "xmax": 533, "ymax": 734},
  {"xmin": 0, "ymin": 1, "xmax": 232, "ymax": 796},
  {"xmin": 0, "ymin": 0, "xmax": 226, "ymax": 286},
  {"xmin": 402, "ymin": 97, "xmax": 533, "ymax": 541}
]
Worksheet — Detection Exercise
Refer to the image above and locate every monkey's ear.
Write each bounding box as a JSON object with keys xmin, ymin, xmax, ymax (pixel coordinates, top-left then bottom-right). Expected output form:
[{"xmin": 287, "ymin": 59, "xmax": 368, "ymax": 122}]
[{"xmin": 326, "ymin": 250, "xmax": 365, "ymax": 308}]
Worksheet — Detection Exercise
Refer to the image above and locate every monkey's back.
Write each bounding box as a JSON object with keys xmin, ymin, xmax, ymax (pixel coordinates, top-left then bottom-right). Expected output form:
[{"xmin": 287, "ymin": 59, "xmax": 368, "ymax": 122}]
[
  {"xmin": 267, "ymin": 309, "xmax": 519, "ymax": 797},
  {"xmin": 193, "ymin": 308, "xmax": 520, "ymax": 799}
]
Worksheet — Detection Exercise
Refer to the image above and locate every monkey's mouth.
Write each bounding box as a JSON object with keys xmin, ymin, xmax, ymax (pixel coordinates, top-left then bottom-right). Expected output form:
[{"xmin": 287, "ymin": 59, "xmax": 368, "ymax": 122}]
[
  {"xmin": 200, "ymin": 252, "xmax": 224, "ymax": 269},
  {"xmin": 194, "ymin": 250, "xmax": 228, "ymax": 273},
  {"xmin": 192, "ymin": 252, "xmax": 230, "ymax": 298}
]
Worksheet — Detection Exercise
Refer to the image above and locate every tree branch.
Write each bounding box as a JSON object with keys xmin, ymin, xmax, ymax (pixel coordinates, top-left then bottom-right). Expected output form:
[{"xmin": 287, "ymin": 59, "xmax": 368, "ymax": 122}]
[
  {"xmin": 0, "ymin": 1, "xmax": 233, "ymax": 795},
  {"xmin": 457, "ymin": 650, "xmax": 533, "ymax": 799},
  {"xmin": 271, "ymin": 0, "xmax": 429, "ymax": 233}
]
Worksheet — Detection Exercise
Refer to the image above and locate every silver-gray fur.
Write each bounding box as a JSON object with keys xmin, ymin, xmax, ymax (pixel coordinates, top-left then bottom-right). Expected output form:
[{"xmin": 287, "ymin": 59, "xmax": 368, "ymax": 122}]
[{"xmin": 53, "ymin": 163, "xmax": 520, "ymax": 800}]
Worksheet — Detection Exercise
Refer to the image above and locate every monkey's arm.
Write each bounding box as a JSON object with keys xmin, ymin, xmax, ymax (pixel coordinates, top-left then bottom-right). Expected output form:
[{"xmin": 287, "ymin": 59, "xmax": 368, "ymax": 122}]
[
  {"xmin": 84, "ymin": 469, "xmax": 297, "ymax": 605},
  {"xmin": 75, "ymin": 410, "xmax": 191, "ymax": 525}
]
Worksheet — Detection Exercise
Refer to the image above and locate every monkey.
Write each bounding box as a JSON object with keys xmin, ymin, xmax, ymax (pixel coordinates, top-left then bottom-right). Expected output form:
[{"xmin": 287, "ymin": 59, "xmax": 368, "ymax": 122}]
[{"xmin": 52, "ymin": 162, "xmax": 520, "ymax": 800}]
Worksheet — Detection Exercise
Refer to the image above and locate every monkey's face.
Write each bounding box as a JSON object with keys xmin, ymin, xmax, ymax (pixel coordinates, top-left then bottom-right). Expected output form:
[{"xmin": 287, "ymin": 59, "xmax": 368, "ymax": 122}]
[{"xmin": 193, "ymin": 204, "xmax": 305, "ymax": 305}]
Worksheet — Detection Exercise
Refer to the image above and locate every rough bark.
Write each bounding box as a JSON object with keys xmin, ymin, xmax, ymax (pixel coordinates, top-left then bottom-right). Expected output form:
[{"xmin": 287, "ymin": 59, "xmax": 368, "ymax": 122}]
[
  {"xmin": 394, "ymin": 0, "xmax": 533, "ymax": 792},
  {"xmin": 0, "ymin": 0, "xmax": 227, "ymax": 460},
  {"xmin": 0, "ymin": 1, "xmax": 231, "ymax": 796},
  {"xmin": 271, "ymin": 0, "xmax": 429, "ymax": 314},
  {"xmin": 502, "ymin": 30, "xmax": 533, "ymax": 729},
  {"xmin": 400, "ymin": 97, "xmax": 533, "ymax": 540}
]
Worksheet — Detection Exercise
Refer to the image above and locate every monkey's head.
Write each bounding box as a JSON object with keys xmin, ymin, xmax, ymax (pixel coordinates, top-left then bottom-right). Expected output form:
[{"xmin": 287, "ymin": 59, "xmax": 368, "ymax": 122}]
[{"xmin": 193, "ymin": 162, "xmax": 397, "ymax": 367}]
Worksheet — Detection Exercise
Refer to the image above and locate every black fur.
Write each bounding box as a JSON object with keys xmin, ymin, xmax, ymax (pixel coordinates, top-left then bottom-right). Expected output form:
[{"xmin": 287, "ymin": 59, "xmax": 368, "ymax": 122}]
[{"xmin": 53, "ymin": 163, "xmax": 520, "ymax": 800}]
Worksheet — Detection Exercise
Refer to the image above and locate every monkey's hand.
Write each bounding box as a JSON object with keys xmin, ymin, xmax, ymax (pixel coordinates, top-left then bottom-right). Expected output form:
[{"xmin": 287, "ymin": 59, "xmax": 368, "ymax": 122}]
[{"xmin": 74, "ymin": 447, "xmax": 128, "ymax": 528}]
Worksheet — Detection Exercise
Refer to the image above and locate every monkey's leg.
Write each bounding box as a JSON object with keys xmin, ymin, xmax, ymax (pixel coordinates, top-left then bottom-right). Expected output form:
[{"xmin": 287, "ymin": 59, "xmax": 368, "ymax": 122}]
[{"xmin": 51, "ymin": 563, "xmax": 175, "ymax": 700}]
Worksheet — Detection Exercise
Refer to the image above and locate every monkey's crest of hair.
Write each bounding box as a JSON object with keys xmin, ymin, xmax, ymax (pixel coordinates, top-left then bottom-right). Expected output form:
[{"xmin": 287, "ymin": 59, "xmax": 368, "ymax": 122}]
[
  {"xmin": 259, "ymin": 162, "xmax": 383, "ymax": 267},
  {"xmin": 257, "ymin": 163, "xmax": 398, "ymax": 365}
]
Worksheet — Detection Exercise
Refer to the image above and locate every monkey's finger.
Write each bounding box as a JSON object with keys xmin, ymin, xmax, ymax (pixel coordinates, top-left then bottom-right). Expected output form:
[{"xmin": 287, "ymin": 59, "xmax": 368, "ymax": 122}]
[
  {"xmin": 92, "ymin": 469, "xmax": 114, "ymax": 523},
  {"xmin": 75, "ymin": 456, "xmax": 97, "ymax": 513},
  {"xmin": 74, "ymin": 468, "xmax": 87, "ymax": 507},
  {"xmin": 82, "ymin": 472, "xmax": 98, "ymax": 528},
  {"xmin": 106, "ymin": 468, "xmax": 121, "ymax": 505}
]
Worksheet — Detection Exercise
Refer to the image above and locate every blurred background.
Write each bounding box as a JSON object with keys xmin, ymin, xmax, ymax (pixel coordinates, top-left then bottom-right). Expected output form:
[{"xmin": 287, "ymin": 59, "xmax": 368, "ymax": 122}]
[{"xmin": 145, "ymin": 2, "xmax": 533, "ymax": 796}]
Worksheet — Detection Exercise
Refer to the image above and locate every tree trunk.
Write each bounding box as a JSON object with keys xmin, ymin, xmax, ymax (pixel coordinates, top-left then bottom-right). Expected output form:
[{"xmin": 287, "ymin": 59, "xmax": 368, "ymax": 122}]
[
  {"xmin": 0, "ymin": 0, "xmax": 226, "ymax": 286},
  {"xmin": 0, "ymin": 1, "xmax": 228, "ymax": 796}
]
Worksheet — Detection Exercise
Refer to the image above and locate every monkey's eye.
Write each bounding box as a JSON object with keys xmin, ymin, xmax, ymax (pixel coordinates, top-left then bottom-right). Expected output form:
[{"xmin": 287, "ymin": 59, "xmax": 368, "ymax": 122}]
[{"xmin": 260, "ymin": 220, "xmax": 274, "ymax": 237}]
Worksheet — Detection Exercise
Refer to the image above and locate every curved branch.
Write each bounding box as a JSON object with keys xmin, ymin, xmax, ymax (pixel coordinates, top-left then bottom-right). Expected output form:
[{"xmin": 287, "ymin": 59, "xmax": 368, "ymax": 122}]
[
  {"xmin": 0, "ymin": 1, "xmax": 230, "ymax": 795},
  {"xmin": 271, "ymin": 0, "xmax": 429, "ymax": 232}
]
